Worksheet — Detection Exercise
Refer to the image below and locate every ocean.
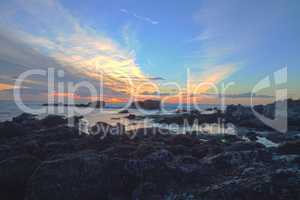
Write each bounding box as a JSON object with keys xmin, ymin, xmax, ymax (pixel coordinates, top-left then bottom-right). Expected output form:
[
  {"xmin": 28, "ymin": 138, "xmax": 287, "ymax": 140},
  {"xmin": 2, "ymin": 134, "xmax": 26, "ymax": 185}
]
[
  {"xmin": 0, "ymin": 101, "xmax": 220, "ymax": 121},
  {"xmin": 0, "ymin": 100, "xmax": 232, "ymax": 133}
]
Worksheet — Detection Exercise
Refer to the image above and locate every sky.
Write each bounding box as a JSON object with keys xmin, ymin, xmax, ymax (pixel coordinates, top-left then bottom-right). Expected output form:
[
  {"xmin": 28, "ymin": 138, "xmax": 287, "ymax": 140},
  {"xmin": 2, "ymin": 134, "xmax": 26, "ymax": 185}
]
[{"xmin": 0, "ymin": 0, "xmax": 299, "ymax": 104}]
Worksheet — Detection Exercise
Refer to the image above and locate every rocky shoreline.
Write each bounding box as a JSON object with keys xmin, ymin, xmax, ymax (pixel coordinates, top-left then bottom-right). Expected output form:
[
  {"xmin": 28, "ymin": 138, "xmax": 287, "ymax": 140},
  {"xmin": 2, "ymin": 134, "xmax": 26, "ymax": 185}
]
[
  {"xmin": 0, "ymin": 101, "xmax": 300, "ymax": 200},
  {"xmin": 146, "ymin": 99, "xmax": 300, "ymax": 132}
]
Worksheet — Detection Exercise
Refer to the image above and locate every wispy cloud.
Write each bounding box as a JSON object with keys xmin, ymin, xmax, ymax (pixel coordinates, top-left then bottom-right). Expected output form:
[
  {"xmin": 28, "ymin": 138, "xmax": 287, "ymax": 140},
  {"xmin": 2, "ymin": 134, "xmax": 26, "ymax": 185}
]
[
  {"xmin": 201, "ymin": 92, "xmax": 273, "ymax": 99},
  {"xmin": 0, "ymin": 0, "xmax": 157, "ymax": 100},
  {"xmin": 120, "ymin": 8, "xmax": 159, "ymax": 25},
  {"xmin": 0, "ymin": 83, "xmax": 21, "ymax": 91},
  {"xmin": 184, "ymin": 0, "xmax": 248, "ymax": 96}
]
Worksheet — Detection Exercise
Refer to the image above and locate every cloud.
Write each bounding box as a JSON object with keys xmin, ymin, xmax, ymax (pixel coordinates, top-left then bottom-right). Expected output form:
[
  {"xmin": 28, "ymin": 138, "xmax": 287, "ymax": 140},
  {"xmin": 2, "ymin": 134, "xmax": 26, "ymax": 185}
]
[
  {"xmin": 201, "ymin": 92, "xmax": 273, "ymax": 99},
  {"xmin": 0, "ymin": 0, "xmax": 157, "ymax": 101},
  {"xmin": 120, "ymin": 8, "xmax": 159, "ymax": 25},
  {"xmin": 187, "ymin": 63, "xmax": 239, "ymax": 95},
  {"xmin": 148, "ymin": 77, "xmax": 165, "ymax": 81},
  {"xmin": 140, "ymin": 91, "xmax": 173, "ymax": 96},
  {"xmin": 184, "ymin": 0, "xmax": 256, "ymax": 97},
  {"xmin": 0, "ymin": 83, "xmax": 21, "ymax": 91}
]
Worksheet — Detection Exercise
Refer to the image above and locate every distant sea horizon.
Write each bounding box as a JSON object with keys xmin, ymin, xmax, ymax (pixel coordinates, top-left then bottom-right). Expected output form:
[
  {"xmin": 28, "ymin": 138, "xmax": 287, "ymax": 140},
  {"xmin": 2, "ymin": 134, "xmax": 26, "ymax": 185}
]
[{"xmin": 0, "ymin": 100, "xmax": 222, "ymax": 123}]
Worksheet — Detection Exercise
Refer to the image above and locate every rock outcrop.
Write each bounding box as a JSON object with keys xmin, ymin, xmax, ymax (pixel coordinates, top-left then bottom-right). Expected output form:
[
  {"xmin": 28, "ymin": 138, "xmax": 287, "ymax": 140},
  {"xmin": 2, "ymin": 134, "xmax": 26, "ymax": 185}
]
[
  {"xmin": 0, "ymin": 113, "xmax": 299, "ymax": 200},
  {"xmin": 130, "ymin": 100, "xmax": 161, "ymax": 110}
]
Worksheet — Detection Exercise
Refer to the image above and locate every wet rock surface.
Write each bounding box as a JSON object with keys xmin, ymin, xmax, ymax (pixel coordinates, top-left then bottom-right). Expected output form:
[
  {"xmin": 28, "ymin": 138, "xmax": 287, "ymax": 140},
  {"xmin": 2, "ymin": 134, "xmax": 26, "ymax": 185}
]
[
  {"xmin": 0, "ymin": 114, "xmax": 299, "ymax": 200},
  {"xmin": 155, "ymin": 99, "xmax": 300, "ymax": 131}
]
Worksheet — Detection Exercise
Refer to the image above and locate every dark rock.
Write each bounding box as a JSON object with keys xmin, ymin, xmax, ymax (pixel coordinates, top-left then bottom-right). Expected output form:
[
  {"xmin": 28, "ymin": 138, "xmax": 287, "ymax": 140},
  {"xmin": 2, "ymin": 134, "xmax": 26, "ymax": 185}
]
[
  {"xmin": 278, "ymin": 140, "xmax": 300, "ymax": 155},
  {"xmin": 126, "ymin": 114, "xmax": 136, "ymax": 120},
  {"xmin": 167, "ymin": 134, "xmax": 198, "ymax": 146},
  {"xmin": 90, "ymin": 122, "xmax": 125, "ymax": 137},
  {"xmin": 12, "ymin": 113, "xmax": 37, "ymax": 124},
  {"xmin": 132, "ymin": 182, "xmax": 162, "ymax": 200},
  {"xmin": 119, "ymin": 109, "xmax": 129, "ymax": 114},
  {"xmin": 200, "ymin": 168, "xmax": 300, "ymax": 200},
  {"xmin": 0, "ymin": 106, "xmax": 299, "ymax": 200},
  {"xmin": 226, "ymin": 141, "xmax": 264, "ymax": 152},
  {"xmin": 125, "ymin": 149, "xmax": 176, "ymax": 186},
  {"xmin": 127, "ymin": 127, "xmax": 171, "ymax": 140},
  {"xmin": 26, "ymin": 152, "xmax": 109, "ymax": 200},
  {"xmin": 130, "ymin": 100, "xmax": 161, "ymax": 110},
  {"xmin": 0, "ymin": 155, "xmax": 40, "ymax": 200},
  {"xmin": 0, "ymin": 121, "xmax": 27, "ymax": 139},
  {"xmin": 26, "ymin": 152, "xmax": 141, "ymax": 200},
  {"xmin": 203, "ymin": 150, "xmax": 272, "ymax": 174},
  {"xmin": 41, "ymin": 115, "xmax": 67, "ymax": 127},
  {"xmin": 100, "ymin": 144, "xmax": 137, "ymax": 159},
  {"xmin": 246, "ymin": 131, "xmax": 259, "ymax": 141},
  {"xmin": 132, "ymin": 143, "xmax": 161, "ymax": 159},
  {"xmin": 90, "ymin": 121, "xmax": 113, "ymax": 135}
]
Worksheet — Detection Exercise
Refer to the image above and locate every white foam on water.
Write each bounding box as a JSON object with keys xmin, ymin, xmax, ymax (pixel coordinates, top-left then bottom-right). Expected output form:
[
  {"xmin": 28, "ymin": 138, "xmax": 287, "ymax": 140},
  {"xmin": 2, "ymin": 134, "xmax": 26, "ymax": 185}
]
[{"xmin": 256, "ymin": 136, "xmax": 279, "ymax": 148}]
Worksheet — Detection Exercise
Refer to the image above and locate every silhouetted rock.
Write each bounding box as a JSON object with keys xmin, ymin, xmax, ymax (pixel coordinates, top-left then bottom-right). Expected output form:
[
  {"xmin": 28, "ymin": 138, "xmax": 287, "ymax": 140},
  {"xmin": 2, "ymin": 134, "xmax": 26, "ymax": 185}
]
[
  {"xmin": 41, "ymin": 115, "xmax": 67, "ymax": 127},
  {"xmin": 119, "ymin": 109, "xmax": 129, "ymax": 114},
  {"xmin": 43, "ymin": 101, "xmax": 105, "ymax": 108},
  {"xmin": 126, "ymin": 114, "xmax": 136, "ymax": 120},
  {"xmin": 131, "ymin": 100, "xmax": 161, "ymax": 110}
]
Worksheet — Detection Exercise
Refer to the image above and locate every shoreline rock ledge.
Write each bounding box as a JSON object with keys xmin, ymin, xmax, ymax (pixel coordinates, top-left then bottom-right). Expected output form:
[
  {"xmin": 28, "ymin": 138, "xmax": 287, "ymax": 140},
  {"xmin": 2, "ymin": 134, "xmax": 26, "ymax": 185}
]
[{"xmin": 0, "ymin": 113, "xmax": 299, "ymax": 200}]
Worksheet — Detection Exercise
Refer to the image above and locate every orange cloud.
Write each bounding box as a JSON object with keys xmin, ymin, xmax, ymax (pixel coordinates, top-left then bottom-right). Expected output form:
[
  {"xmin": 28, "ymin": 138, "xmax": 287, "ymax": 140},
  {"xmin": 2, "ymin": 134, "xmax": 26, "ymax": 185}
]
[{"xmin": 0, "ymin": 83, "xmax": 18, "ymax": 91}]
